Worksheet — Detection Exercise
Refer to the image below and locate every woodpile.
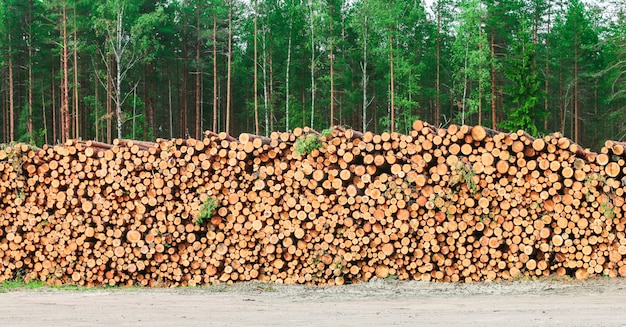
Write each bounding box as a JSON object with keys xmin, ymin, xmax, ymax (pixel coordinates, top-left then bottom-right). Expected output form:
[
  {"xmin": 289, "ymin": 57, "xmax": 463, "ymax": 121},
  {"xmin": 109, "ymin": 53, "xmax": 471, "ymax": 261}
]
[{"xmin": 1, "ymin": 120, "xmax": 626, "ymax": 286}]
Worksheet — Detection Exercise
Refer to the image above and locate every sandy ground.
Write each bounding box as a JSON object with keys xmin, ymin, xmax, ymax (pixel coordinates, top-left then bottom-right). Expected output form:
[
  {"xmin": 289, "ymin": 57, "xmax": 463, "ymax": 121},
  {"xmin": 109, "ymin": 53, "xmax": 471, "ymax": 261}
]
[{"xmin": 3, "ymin": 278, "xmax": 626, "ymax": 326}]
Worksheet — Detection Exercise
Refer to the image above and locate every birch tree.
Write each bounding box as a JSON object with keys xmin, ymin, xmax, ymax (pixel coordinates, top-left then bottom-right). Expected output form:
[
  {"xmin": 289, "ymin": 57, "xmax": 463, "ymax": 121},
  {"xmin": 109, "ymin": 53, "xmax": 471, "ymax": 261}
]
[
  {"xmin": 94, "ymin": 0, "xmax": 164, "ymax": 139},
  {"xmin": 452, "ymin": 0, "xmax": 491, "ymax": 126}
]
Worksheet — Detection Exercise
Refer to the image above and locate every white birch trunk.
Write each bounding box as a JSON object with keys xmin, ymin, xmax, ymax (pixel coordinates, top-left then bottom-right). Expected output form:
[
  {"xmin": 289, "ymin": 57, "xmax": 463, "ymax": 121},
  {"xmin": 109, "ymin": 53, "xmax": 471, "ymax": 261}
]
[
  {"xmin": 309, "ymin": 0, "xmax": 315, "ymax": 129},
  {"xmin": 361, "ymin": 5, "xmax": 368, "ymax": 132}
]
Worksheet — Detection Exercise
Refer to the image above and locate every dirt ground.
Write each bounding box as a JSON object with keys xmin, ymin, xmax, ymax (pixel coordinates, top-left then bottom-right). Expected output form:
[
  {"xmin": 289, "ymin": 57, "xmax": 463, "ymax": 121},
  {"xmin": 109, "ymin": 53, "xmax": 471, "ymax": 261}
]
[{"xmin": 3, "ymin": 277, "xmax": 626, "ymax": 326}]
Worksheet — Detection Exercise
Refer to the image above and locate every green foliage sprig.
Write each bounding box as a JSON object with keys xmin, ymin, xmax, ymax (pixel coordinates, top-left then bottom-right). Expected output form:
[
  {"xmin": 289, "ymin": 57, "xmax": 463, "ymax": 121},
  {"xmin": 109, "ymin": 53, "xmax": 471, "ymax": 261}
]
[
  {"xmin": 450, "ymin": 162, "xmax": 478, "ymax": 194},
  {"xmin": 294, "ymin": 134, "xmax": 323, "ymax": 156},
  {"xmin": 196, "ymin": 196, "xmax": 218, "ymax": 225}
]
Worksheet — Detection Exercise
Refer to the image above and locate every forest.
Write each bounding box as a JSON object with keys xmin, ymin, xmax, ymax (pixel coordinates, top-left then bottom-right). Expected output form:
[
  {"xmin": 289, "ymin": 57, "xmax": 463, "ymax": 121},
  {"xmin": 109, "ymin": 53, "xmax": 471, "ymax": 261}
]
[{"xmin": 0, "ymin": 0, "xmax": 625, "ymax": 149}]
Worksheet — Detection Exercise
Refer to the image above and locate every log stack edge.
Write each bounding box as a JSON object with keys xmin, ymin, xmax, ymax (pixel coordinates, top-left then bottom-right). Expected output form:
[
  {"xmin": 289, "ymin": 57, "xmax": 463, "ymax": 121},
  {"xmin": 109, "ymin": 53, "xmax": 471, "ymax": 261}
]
[{"xmin": 2, "ymin": 121, "xmax": 626, "ymax": 286}]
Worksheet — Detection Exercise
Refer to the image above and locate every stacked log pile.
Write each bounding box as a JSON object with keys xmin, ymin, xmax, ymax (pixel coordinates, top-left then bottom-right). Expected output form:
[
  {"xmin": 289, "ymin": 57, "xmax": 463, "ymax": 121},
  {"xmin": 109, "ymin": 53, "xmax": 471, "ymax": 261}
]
[{"xmin": 1, "ymin": 121, "xmax": 626, "ymax": 286}]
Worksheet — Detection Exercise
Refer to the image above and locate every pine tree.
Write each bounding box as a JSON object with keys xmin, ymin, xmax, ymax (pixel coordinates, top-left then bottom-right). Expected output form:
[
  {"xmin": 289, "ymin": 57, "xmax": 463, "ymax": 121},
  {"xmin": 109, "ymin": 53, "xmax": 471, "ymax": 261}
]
[{"xmin": 500, "ymin": 19, "xmax": 546, "ymax": 136}]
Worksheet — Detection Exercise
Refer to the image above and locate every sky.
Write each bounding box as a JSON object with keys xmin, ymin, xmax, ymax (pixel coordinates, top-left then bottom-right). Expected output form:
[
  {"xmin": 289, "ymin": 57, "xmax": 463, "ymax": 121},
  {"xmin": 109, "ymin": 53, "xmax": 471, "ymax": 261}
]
[{"xmin": 419, "ymin": 0, "xmax": 621, "ymax": 24}]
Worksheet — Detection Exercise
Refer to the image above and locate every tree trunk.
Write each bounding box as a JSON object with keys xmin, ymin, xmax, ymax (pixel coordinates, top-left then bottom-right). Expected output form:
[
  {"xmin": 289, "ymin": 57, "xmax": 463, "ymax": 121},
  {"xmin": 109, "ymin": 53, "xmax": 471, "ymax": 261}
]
[
  {"xmin": 142, "ymin": 64, "xmax": 148, "ymax": 136},
  {"xmin": 195, "ymin": 4, "xmax": 202, "ymax": 139},
  {"xmin": 309, "ymin": 0, "xmax": 316, "ymax": 129},
  {"xmin": 478, "ymin": 77, "xmax": 483, "ymax": 126},
  {"xmin": 73, "ymin": 5, "xmax": 79, "ymax": 139},
  {"xmin": 2, "ymin": 82, "xmax": 5, "ymax": 141},
  {"xmin": 169, "ymin": 79, "xmax": 173, "ymax": 139},
  {"xmin": 8, "ymin": 32, "xmax": 15, "ymax": 142},
  {"xmin": 570, "ymin": 89, "xmax": 574, "ymax": 138},
  {"xmin": 478, "ymin": 21, "xmax": 484, "ymax": 126},
  {"xmin": 574, "ymin": 45, "xmax": 579, "ymax": 143},
  {"xmin": 435, "ymin": 0, "xmax": 441, "ymax": 127},
  {"xmin": 181, "ymin": 21, "xmax": 189, "ymax": 138},
  {"xmin": 269, "ymin": 53, "xmax": 274, "ymax": 132},
  {"xmin": 42, "ymin": 82, "xmax": 48, "ymax": 144},
  {"xmin": 340, "ymin": 10, "xmax": 346, "ymax": 126},
  {"xmin": 106, "ymin": 57, "xmax": 112, "ymax": 143},
  {"xmin": 361, "ymin": 7, "xmax": 368, "ymax": 132},
  {"xmin": 302, "ymin": 56, "xmax": 306, "ymax": 127},
  {"xmin": 285, "ymin": 3, "xmax": 293, "ymax": 132},
  {"xmin": 263, "ymin": 17, "xmax": 270, "ymax": 135},
  {"xmin": 116, "ymin": 46, "xmax": 122, "ymax": 139},
  {"xmin": 62, "ymin": 5, "xmax": 71, "ymax": 142},
  {"xmin": 559, "ymin": 61, "xmax": 564, "ymax": 135},
  {"xmin": 2, "ymin": 77, "xmax": 5, "ymax": 141},
  {"xmin": 94, "ymin": 78, "xmax": 99, "ymax": 141},
  {"xmin": 253, "ymin": 0, "xmax": 259, "ymax": 135},
  {"xmin": 52, "ymin": 66, "xmax": 57, "ymax": 143},
  {"xmin": 226, "ymin": 1, "xmax": 233, "ymax": 134},
  {"xmin": 28, "ymin": 55, "xmax": 33, "ymax": 139},
  {"xmin": 132, "ymin": 87, "xmax": 136, "ymax": 139},
  {"xmin": 544, "ymin": 1, "xmax": 550, "ymax": 131},
  {"xmin": 389, "ymin": 26, "xmax": 395, "ymax": 133},
  {"xmin": 329, "ymin": 1, "xmax": 335, "ymax": 127},
  {"xmin": 27, "ymin": 1, "xmax": 34, "ymax": 140},
  {"xmin": 213, "ymin": 11, "xmax": 218, "ymax": 132},
  {"xmin": 490, "ymin": 30, "xmax": 497, "ymax": 130},
  {"xmin": 462, "ymin": 42, "xmax": 469, "ymax": 125},
  {"xmin": 115, "ymin": 8, "xmax": 123, "ymax": 140},
  {"xmin": 146, "ymin": 65, "xmax": 155, "ymax": 136}
]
